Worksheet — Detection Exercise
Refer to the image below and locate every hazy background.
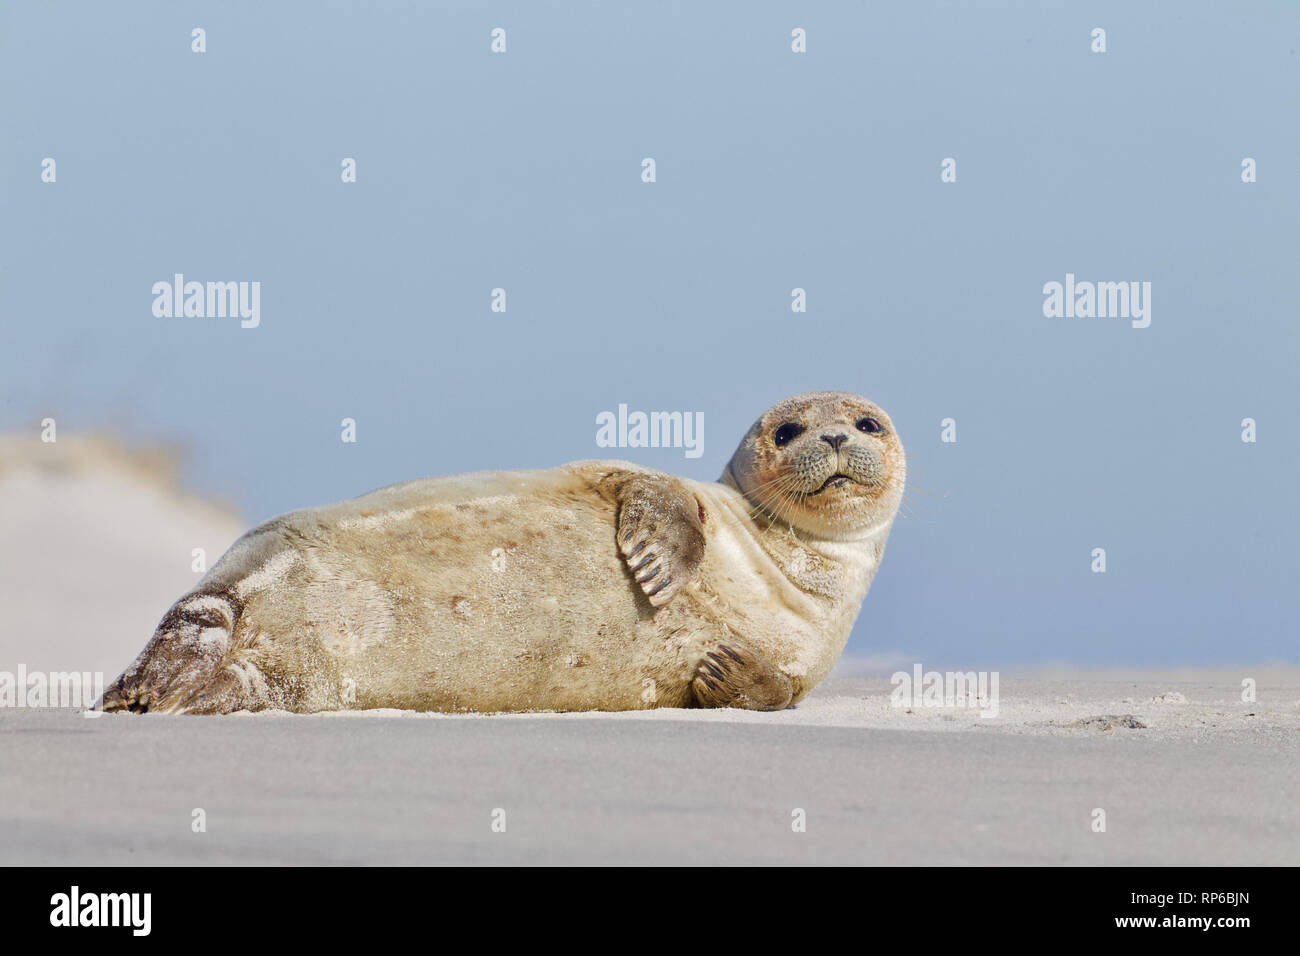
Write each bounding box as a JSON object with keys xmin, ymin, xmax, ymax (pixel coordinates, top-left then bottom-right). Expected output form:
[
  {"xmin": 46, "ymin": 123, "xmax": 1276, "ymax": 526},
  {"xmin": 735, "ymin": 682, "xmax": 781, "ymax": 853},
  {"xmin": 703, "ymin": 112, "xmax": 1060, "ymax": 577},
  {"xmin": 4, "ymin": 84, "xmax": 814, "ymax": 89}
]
[{"xmin": 2, "ymin": 1, "xmax": 1296, "ymax": 669}]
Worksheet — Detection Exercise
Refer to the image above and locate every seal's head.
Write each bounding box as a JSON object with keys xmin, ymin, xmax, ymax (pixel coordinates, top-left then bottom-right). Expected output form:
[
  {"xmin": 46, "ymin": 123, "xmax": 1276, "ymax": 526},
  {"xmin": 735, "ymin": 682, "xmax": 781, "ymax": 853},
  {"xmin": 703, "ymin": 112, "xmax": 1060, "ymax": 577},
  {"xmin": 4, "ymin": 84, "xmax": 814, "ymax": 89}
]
[{"xmin": 724, "ymin": 391, "xmax": 905, "ymax": 540}]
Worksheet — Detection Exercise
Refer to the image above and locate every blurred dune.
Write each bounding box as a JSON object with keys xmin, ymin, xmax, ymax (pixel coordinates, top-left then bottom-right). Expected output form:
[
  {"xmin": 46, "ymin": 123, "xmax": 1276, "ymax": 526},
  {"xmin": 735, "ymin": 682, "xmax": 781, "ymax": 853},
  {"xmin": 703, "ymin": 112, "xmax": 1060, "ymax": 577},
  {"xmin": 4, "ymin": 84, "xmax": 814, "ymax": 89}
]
[{"xmin": 0, "ymin": 434, "xmax": 246, "ymax": 681}]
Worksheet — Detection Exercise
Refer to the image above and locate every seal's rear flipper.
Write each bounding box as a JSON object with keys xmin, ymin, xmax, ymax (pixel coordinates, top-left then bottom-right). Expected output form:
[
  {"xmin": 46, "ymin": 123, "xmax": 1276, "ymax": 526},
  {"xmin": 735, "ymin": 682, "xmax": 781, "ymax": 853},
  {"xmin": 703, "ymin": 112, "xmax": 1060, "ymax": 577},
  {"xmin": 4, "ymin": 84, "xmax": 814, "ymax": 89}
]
[
  {"xmin": 691, "ymin": 642, "xmax": 793, "ymax": 711},
  {"xmin": 98, "ymin": 588, "xmax": 242, "ymax": 714}
]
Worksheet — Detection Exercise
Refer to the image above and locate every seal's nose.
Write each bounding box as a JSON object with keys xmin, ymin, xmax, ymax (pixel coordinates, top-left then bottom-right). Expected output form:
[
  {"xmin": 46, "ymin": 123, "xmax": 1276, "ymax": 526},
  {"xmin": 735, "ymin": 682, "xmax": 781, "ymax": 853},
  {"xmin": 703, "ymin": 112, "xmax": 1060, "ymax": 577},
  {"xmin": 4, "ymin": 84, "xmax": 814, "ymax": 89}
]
[{"xmin": 821, "ymin": 433, "xmax": 848, "ymax": 451}]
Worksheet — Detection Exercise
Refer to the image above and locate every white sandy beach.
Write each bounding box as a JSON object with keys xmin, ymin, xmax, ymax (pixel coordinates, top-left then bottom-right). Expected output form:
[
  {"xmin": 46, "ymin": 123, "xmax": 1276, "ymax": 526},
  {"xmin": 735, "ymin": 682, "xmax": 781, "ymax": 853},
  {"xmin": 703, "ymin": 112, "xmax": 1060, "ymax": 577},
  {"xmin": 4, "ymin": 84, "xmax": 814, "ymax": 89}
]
[
  {"xmin": 0, "ymin": 438, "xmax": 1295, "ymax": 865},
  {"xmin": 1, "ymin": 672, "xmax": 1297, "ymax": 866}
]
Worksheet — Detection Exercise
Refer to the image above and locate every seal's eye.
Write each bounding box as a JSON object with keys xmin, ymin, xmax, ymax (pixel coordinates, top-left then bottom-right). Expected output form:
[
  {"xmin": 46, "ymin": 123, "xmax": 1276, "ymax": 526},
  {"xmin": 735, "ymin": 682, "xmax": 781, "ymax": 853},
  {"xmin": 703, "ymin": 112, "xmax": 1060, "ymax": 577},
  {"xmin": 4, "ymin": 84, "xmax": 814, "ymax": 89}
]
[
  {"xmin": 773, "ymin": 423, "xmax": 805, "ymax": 447},
  {"xmin": 856, "ymin": 417, "xmax": 883, "ymax": 434}
]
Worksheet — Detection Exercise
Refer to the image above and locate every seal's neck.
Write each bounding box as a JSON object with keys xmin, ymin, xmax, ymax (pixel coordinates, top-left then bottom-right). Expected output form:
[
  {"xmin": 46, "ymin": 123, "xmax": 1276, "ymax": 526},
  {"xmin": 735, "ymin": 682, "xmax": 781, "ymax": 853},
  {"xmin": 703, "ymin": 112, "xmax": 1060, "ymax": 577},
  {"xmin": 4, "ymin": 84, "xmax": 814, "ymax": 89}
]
[{"xmin": 711, "ymin": 472, "xmax": 891, "ymax": 609}]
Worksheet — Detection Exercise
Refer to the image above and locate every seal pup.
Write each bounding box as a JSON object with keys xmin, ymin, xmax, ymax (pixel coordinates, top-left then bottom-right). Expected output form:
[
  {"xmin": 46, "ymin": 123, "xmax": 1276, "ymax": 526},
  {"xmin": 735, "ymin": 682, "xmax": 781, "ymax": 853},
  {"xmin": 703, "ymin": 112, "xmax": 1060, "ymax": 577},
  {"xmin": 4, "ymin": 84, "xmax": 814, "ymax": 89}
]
[{"xmin": 100, "ymin": 391, "xmax": 905, "ymax": 714}]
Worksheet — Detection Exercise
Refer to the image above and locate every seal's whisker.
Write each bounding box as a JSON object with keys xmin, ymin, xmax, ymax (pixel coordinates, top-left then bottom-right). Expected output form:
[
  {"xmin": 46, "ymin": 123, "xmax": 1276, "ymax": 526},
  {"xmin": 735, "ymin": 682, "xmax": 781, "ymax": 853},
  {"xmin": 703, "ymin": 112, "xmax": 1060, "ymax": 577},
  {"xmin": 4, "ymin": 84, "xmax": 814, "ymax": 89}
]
[
  {"xmin": 900, "ymin": 481, "xmax": 945, "ymax": 500},
  {"xmin": 748, "ymin": 473, "xmax": 807, "ymax": 524}
]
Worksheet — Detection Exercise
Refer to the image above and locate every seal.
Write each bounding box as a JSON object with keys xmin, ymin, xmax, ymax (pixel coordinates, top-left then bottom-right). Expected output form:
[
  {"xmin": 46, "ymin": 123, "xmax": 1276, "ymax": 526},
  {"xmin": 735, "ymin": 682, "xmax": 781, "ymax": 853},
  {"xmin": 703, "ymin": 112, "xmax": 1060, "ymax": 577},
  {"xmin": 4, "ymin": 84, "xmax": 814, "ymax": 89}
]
[{"xmin": 100, "ymin": 391, "xmax": 905, "ymax": 714}]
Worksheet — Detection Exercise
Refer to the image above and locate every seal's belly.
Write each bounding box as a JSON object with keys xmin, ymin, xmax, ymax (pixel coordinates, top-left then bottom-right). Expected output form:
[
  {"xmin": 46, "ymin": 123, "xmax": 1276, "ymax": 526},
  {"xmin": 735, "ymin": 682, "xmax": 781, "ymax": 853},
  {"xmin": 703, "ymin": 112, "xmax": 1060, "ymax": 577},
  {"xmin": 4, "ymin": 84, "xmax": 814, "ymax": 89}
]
[{"xmin": 237, "ymin": 472, "xmax": 690, "ymax": 711}]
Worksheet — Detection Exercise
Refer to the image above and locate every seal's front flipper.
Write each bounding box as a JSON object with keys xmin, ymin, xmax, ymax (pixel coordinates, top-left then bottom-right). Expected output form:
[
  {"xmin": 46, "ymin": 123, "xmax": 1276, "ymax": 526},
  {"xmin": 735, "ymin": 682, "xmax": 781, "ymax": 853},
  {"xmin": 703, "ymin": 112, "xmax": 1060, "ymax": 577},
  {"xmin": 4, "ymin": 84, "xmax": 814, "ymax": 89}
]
[
  {"xmin": 692, "ymin": 642, "xmax": 793, "ymax": 711},
  {"xmin": 614, "ymin": 474, "xmax": 706, "ymax": 607}
]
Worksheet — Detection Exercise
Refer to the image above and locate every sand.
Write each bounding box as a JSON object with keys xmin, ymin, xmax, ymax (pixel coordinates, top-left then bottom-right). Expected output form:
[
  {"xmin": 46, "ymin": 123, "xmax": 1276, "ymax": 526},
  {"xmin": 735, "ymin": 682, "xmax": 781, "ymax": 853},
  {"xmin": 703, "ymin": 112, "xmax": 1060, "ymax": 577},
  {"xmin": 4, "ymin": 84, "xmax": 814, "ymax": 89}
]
[{"xmin": 0, "ymin": 671, "xmax": 1295, "ymax": 866}]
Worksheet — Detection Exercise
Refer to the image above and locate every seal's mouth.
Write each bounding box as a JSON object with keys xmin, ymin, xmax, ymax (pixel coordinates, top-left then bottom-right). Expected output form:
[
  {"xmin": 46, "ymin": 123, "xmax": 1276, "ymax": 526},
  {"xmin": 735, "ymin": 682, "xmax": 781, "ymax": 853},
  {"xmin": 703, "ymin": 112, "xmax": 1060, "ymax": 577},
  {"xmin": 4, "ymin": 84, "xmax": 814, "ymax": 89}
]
[{"xmin": 810, "ymin": 473, "xmax": 854, "ymax": 494}]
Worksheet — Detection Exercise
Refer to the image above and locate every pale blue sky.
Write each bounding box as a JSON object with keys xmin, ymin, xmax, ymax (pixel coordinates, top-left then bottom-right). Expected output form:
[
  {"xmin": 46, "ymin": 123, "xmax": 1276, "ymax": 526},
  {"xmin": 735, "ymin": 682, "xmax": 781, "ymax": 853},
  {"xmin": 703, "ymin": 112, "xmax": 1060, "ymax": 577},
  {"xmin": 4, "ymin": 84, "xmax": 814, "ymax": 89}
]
[{"xmin": 3, "ymin": 1, "xmax": 1297, "ymax": 666}]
